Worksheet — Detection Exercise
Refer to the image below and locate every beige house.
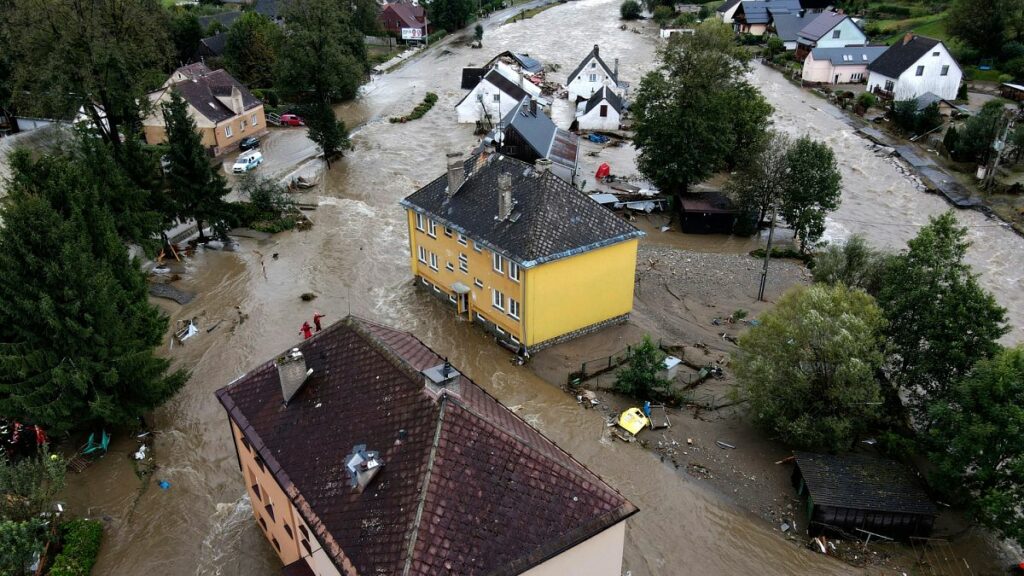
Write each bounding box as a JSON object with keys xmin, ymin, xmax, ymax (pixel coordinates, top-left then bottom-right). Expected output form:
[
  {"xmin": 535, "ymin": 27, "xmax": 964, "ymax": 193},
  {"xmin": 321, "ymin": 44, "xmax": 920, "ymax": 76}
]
[
  {"xmin": 143, "ymin": 63, "xmax": 267, "ymax": 157},
  {"xmin": 216, "ymin": 316, "xmax": 638, "ymax": 576}
]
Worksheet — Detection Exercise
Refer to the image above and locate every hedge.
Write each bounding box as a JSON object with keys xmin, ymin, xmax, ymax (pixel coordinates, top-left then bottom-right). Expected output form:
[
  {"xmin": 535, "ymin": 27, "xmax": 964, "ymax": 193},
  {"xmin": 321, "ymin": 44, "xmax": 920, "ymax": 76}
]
[
  {"xmin": 50, "ymin": 519, "xmax": 103, "ymax": 576},
  {"xmin": 426, "ymin": 28, "xmax": 447, "ymax": 44},
  {"xmin": 389, "ymin": 92, "xmax": 439, "ymax": 123}
]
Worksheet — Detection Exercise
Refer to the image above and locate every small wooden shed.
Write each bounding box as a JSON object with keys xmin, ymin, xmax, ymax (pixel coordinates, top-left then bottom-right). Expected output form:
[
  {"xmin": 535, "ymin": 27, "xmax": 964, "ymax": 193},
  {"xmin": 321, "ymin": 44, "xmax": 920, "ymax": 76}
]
[
  {"xmin": 792, "ymin": 451, "xmax": 937, "ymax": 540},
  {"xmin": 677, "ymin": 192, "xmax": 738, "ymax": 234}
]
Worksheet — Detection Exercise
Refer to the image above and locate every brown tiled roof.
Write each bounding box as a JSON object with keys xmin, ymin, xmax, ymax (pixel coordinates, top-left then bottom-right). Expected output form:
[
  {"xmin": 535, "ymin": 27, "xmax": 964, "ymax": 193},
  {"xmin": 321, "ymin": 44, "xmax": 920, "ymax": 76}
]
[
  {"xmin": 216, "ymin": 317, "xmax": 637, "ymax": 576},
  {"xmin": 169, "ymin": 65, "xmax": 262, "ymax": 124},
  {"xmin": 382, "ymin": 2, "xmax": 429, "ymax": 28}
]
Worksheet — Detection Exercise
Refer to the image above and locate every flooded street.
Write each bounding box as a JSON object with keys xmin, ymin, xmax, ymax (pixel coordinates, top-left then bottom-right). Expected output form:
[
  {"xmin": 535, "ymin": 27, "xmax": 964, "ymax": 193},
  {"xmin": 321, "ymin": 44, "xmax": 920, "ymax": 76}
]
[
  {"xmin": 54, "ymin": 2, "xmax": 1020, "ymax": 575},
  {"xmin": 752, "ymin": 65, "xmax": 1024, "ymax": 344}
]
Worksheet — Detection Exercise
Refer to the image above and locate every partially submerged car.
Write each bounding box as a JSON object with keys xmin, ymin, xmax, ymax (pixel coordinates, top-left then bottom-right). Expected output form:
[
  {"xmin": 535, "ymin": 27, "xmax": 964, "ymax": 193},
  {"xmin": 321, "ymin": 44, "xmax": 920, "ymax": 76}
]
[{"xmin": 232, "ymin": 150, "xmax": 264, "ymax": 173}]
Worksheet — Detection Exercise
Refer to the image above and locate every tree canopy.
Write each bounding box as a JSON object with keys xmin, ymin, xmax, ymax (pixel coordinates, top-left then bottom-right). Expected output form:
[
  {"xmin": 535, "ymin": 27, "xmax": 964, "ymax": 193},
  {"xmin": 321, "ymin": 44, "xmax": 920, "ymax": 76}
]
[
  {"xmin": 632, "ymin": 20, "xmax": 771, "ymax": 195},
  {"xmin": 729, "ymin": 130, "xmax": 791, "ymax": 230},
  {"xmin": 0, "ymin": 150, "xmax": 187, "ymax": 435},
  {"xmin": 877, "ymin": 212, "xmax": 1007, "ymax": 425},
  {"xmin": 0, "ymin": 448, "xmax": 65, "ymax": 575},
  {"xmin": 811, "ymin": 234, "xmax": 890, "ymax": 295},
  {"xmin": 614, "ymin": 336, "xmax": 670, "ymax": 399},
  {"xmin": 736, "ymin": 284, "xmax": 886, "ymax": 451},
  {"xmin": 225, "ymin": 12, "xmax": 283, "ymax": 88},
  {"xmin": 278, "ymin": 0, "xmax": 367, "ymax": 103},
  {"xmin": 426, "ymin": 0, "xmax": 475, "ymax": 33},
  {"xmin": 167, "ymin": 10, "xmax": 203, "ymax": 67},
  {"xmin": 779, "ymin": 136, "xmax": 843, "ymax": 251},
  {"xmin": 927, "ymin": 346, "xmax": 1024, "ymax": 543}
]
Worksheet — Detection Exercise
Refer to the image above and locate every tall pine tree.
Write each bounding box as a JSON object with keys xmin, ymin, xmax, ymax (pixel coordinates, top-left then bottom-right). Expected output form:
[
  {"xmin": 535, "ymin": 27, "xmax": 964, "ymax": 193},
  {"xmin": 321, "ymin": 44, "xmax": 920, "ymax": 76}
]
[
  {"xmin": 0, "ymin": 150, "xmax": 187, "ymax": 435},
  {"xmin": 162, "ymin": 92, "xmax": 231, "ymax": 242}
]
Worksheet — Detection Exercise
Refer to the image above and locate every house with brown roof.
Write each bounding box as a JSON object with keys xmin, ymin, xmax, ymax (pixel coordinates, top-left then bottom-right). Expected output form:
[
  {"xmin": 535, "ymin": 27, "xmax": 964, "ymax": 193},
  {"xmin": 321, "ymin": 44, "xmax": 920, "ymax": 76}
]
[
  {"xmin": 216, "ymin": 316, "xmax": 638, "ymax": 575},
  {"xmin": 142, "ymin": 63, "xmax": 267, "ymax": 157},
  {"xmin": 379, "ymin": 2, "xmax": 429, "ymax": 39}
]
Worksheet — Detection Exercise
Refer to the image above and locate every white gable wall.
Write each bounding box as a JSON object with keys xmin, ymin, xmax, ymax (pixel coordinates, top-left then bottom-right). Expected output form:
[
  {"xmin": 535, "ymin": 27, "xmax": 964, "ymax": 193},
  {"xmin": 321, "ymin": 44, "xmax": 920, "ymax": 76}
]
[
  {"xmin": 455, "ymin": 80, "xmax": 526, "ymax": 124},
  {"xmin": 718, "ymin": 2, "xmax": 740, "ymax": 24},
  {"xmin": 814, "ymin": 18, "xmax": 866, "ymax": 48},
  {"xmin": 867, "ymin": 43, "xmax": 961, "ymax": 100},
  {"xmin": 567, "ymin": 57, "xmax": 619, "ymax": 101},
  {"xmin": 576, "ymin": 100, "xmax": 621, "ymax": 131}
]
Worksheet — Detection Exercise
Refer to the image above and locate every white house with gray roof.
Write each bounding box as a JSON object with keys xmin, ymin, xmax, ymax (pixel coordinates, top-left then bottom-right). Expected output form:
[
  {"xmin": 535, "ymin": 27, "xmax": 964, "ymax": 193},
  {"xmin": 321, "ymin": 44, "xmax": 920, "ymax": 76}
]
[
  {"xmin": 456, "ymin": 62, "xmax": 543, "ymax": 124},
  {"xmin": 801, "ymin": 45, "xmax": 888, "ymax": 84},
  {"xmin": 866, "ymin": 35, "xmax": 962, "ymax": 101},
  {"xmin": 795, "ymin": 11, "xmax": 866, "ymax": 60},
  {"xmin": 566, "ymin": 45, "xmax": 622, "ymax": 102},
  {"xmin": 575, "ymin": 87, "xmax": 624, "ymax": 132}
]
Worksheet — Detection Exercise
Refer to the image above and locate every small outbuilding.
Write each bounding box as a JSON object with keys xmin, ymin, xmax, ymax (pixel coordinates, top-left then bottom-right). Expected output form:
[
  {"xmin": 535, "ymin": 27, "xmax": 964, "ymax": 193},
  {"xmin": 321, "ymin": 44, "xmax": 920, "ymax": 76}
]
[
  {"xmin": 677, "ymin": 192, "xmax": 738, "ymax": 234},
  {"xmin": 792, "ymin": 452, "xmax": 938, "ymax": 540},
  {"xmin": 1001, "ymin": 82, "xmax": 1024, "ymax": 102},
  {"xmin": 576, "ymin": 86, "xmax": 624, "ymax": 131}
]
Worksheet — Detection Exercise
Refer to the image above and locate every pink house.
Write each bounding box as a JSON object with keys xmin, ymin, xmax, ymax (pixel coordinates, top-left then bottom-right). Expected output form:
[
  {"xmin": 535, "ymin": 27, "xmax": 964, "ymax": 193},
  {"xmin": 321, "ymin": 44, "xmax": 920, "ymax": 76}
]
[{"xmin": 801, "ymin": 46, "xmax": 887, "ymax": 85}]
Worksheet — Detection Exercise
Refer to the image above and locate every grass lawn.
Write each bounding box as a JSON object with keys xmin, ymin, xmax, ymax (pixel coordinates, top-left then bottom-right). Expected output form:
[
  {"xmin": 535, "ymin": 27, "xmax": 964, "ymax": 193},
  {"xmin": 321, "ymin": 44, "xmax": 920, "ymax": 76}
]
[
  {"xmin": 518, "ymin": 2, "xmax": 558, "ymax": 19},
  {"xmin": 877, "ymin": 13, "xmax": 951, "ymax": 44}
]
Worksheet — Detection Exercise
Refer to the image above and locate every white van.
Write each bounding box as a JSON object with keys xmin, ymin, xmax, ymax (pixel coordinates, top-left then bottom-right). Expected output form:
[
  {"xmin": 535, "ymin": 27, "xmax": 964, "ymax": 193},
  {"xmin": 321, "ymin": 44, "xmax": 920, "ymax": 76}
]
[{"xmin": 232, "ymin": 150, "xmax": 264, "ymax": 174}]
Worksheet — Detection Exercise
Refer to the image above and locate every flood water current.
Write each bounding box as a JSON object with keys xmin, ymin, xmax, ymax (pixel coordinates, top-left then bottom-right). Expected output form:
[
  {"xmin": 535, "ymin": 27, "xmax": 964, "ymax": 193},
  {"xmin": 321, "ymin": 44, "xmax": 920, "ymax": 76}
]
[{"xmin": 57, "ymin": 1, "xmax": 1021, "ymax": 574}]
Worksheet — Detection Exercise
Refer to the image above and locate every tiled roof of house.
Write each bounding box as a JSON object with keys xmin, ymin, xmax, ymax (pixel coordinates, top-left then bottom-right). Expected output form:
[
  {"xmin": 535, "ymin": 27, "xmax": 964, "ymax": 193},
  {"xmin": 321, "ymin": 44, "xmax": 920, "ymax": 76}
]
[
  {"xmin": 567, "ymin": 45, "xmax": 619, "ymax": 87},
  {"xmin": 495, "ymin": 96, "xmax": 578, "ymax": 170},
  {"xmin": 197, "ymin": 11, "xmax": 242, "ymax": 31},
  {"xmin": 382, "ymin": 2, "xmax": 428, "ymax": 29},
  {"xmin": 794, "ymin": 452, "xmax": 937, "ymax": 516},
  {"xmin": 401, "ymin": 154, "xmax": 642, "ymax": 267},
  {"xmin": 717, "ymin": 0, "xmax": 742, "ymax": 13},
  {"xmin": 797, "ymin": 11, "xmax": 849, "ymax": 43},
  {"xmin": 867, "ymin": 35, "xmax": 942, "ymax": 78},
  {"xmin": 216, "ymin": 317, "xmax": 637, "ymax": 576},
  {"xmin": 809, "ymin": 45, "xmax": 887, "ymax": 66},
  {"xmin": 584, "ymin": 86, "xmax": 625, "ymax": 115},
  {"xmin": 169, "ymin": 66, "xmax": 262, "ymax": 124},
  {"xmin": 736, "ymin": 0, "xmax": 801, "ymax": 24},
  {"xmin": 199, "ymin": 32, "xmax": 228, "ymax": 57}
]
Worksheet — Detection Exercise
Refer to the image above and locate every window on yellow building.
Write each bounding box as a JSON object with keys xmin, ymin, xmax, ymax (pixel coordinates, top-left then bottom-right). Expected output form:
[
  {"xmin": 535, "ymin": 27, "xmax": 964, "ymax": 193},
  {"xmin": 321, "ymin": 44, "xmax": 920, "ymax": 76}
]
[
  {"xmin": 241, "ymin": 119, "xmax": 247, "ymax": 131},
  {"xmin": 474, "ymin": 278, "xmax": 483, "ymax": 288},
  {"xmin": 446, "ymin": 262, "xmax": 454, "ymax": 272},
  {"xmin": 265, "ymin": 501, "xmax": 275, "ymax": 521},
  {"xmin": 225, "ymin": 124, "xmax": 233, "ymax": 138},
  {"xmin": 444, "ymin": 226, "xmax": 453, "ymax": 237},
  {"xmin": 429, "ymin": 253, "xmax": 438, "ymax": 271},
  {"xmin": 508, "ymin": 298, "xmax": 520, "ymax": 320},
  {"xmin": 299, "ymin": 525, "xmax": 309, "ymax": 540},
  {"xmin": 457, "ymin": 233, "xmax": 467, "ymax": 246},
  {"xmin": 472, "ymin": 241, "xmax": 483, "ymax": 253},
  {"xmin": 272, "ymin": 537, "xmax": 281, "ymax": 552},
  {"xmin": 415, "ymin": 213, "xmax": 425, "ymax": 231},
  {"xmin": 259, "ymin": 516, "xmax": 267, "ymax": 532},
  {"xmin": 493, "ymin": 253, "xmax": 504, "ymax": 274},
  {"xmin": 418, "ymin": 246, "xmax": 427, "ymax": 263},
  {"xmin": 251, "ymin": 113, "xmax": 258, "ymax": 125},
  {"xmin": 427, "ymin": 219, "xmax": 437, "ymax": 238},
  {"xmin": 284, "ymin": 524, "xmax": 293, "ymax": 539},
  {"xmin": 302, "ymin": 538, "xmax": 312, "ymax": 556},
  {"xmin": 509, "ymin": 262, "xmax": 520, "ymax": 282},
  {"xmin": 459, "ymin": 253, "xmax": 468, "ymax": 273},
  {"xmin": 492, "ymin": 289, "xmax": 505, "ymax": 311}
]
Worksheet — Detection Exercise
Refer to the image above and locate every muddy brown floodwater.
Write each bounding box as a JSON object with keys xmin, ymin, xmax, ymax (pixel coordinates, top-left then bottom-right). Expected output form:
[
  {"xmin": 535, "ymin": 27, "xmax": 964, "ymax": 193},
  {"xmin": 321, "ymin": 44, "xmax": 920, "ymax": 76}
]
[{"xmin": 57, "ymin": 1, "xmax": 1018, "ymax": 575}]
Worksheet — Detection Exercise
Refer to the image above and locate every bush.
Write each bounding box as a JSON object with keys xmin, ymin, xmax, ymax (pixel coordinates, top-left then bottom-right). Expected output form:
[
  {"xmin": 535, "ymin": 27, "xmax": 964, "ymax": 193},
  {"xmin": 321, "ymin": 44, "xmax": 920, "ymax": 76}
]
[
  {"xmin": 620, "ymin": 0, "xmax": 641, "ymax": 20},
  {"xmin": 389, "ymin": 91, "xmax": 438, "ymax": 123},
  {"xmin": 672, "ymin": 11, "xmax": 697, "ymax": 26},
  {"xmin": 50, "ymin": 519, "xmax": 103, "ymax": 576},
  {"xmin": 426, "ymin": 28, "xmax": 446, "ymax": 44},
  {"xmin": 765, "ymin": 36, "xmax": 784, "ymax": 58},
  {"xmin": 614, "ymin": 336, "xmax": 669, "ymax": 400},
  {"xmin": 856, "ymin": 91, "xmax": 876, "ymax": 110},
  {"xmin": 652, "ymin": 5, "xmax": 674, "ymax": 25}
]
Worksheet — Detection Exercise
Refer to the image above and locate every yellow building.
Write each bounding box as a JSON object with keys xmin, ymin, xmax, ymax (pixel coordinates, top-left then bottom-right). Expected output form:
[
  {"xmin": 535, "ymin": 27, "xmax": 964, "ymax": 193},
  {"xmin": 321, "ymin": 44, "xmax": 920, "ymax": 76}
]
[
  {"xmin": 142, "ymin": 63, "xmax": 267, "ymax": 157},
  {"xmin": 400, "ymin": 153, "xmax": 643, "ymax": 352},
  {"xmin": 215, "ymin": 316, "xmax": 638, "ymax": 575}
]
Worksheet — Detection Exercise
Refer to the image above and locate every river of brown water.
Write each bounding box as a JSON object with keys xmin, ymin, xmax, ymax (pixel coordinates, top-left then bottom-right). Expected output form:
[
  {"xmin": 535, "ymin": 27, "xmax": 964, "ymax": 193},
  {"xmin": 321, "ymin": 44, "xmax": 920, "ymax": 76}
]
[{"xmin": 57, "ymin": 1, "xmax": 1020, "ymax": 574}]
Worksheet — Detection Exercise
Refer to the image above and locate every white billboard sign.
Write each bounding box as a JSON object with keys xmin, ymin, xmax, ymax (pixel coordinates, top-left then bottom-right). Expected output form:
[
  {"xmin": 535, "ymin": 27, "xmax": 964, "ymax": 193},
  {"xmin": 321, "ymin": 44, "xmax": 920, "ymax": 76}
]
[{"xmin": 401, "ymin": 28, "xmax": 423, "ymax": 40}]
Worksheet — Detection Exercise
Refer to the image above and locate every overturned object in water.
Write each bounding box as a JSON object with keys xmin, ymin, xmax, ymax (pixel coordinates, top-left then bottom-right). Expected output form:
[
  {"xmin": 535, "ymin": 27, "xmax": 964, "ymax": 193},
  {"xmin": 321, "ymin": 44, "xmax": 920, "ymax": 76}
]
[{"xmin": 617, "ymin": 407, "xmax": 650, "ymax": 436}]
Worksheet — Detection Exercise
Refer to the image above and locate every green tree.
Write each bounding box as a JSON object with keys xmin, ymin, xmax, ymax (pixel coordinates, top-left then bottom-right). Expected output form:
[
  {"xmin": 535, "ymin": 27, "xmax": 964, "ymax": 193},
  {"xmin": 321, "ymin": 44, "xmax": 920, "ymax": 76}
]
[
  {"xmin": 927, "ymin": 346, "xmax": 1024, "ymax": 543},
  {"xmin": 811, "ymin": 235, "xmax": 890, "ymax": 295},
  {"xmin": 736, "ymin": 284, "xmax": 886, "ymax": 451},
  {"xmin": 779, "ymin": 136, "xmax": 842, "ymax": 251},
  {"xmin": 729, "ymin": 130, "xmax": 791, "ymax": 229},
  {"xmin": 426, "ymin": 0, "xmax": 475, "ymax": 32},
  {"xmin": 948, "ymin": 0, "xmax": 1004, "ymax": 57},
  {"xmin": 0, "ymin": 0, "xmax": 15, "ymax": 129},
  {"xmin": 352, "ymin": 0, "xmax": 384, "ymax": 35},
  {"xmin": 632, "ymin": 20, "xmax": 769, "ymax": 195},
  {"xmin": 303, "ymin": 101, "xmax": 350, "ymax": 167},
  {"xmin": 0, "ymin": 151, "xmax": 188, "ymax": 435},
  {"xmin": 765, "ymin": 36, "xmax": 784, "ymax": 58},
  {"xmin": 877, "ymin": 212, "xmax": 1008, "ymax": 425},
  {"xmin": 225, "ymin": 12, "xmax": 282, "ymax": 88},
  {"xmin": 653, "ymin": 5, "xmax": 675, "ymax": 25},
  {"xmin": 167, "ymin": 10, "xmax": 203, "ymax": 66},
  {"xmin": 891, "ymin": 99, "xmax": 920, "ymax": 133},
  {"xmin": 620, "ymin": 0, "xmax": 642, "ymax": 20},
  {"xmin": 950, "ymin": 100, "xmax": 1005, "ymax": 163},
  {"xmin": 8, "ymin": 0, "xmax": 170, "ymax": 159},
  {"xmin": 162, "ymin": 92, "xmax": 231, "ymax": 241},
  {"xmin": 474, "ymin": 23, "xmax": 484, "ymax": 44},
  {"xmin": 0, "ymin": 446, "xmax": 66, "ymax": 575},
  {"xmin": 614, "ymin": 336, "xmax": 669, "ymax": 399},
  {"xmin": 0, "ymin": 519, "xmax": 48, "ymax": 576}
]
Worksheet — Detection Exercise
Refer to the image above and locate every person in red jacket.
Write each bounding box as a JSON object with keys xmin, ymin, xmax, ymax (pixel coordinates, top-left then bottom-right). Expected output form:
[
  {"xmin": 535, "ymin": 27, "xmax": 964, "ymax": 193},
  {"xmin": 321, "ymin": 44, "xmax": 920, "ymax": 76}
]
[
  {"xmin": 300, "ymin": 321, "xmax": 313, "ymax": 340},
  {"xmin": 313, "ymin": 313, "xmax": 326, "ymax": 332}
]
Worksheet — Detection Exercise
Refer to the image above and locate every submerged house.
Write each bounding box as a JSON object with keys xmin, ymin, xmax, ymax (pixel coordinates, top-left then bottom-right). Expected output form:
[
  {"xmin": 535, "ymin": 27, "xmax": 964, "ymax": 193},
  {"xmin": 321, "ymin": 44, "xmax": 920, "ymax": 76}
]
[
  {"xmin": 575, "ymin": 86, "xmax": 625, "ymax": 132},
  {"xmin": 400, "ymin": 153, "xmax": 643, "ymax": 353},
  {"xmin": 566, "ymin": 45, "xmax": 623, "ymax": 102},
  {"xmin": 792, "ymin": 452, "xmax": 938, "ymax": 539},
  {"xmin": 866, "ymin": 34, "xmax": 963, "ymax": 101},
  {"xmin": 216, "ymin": 316, "xmax": 639, "ymax": 575},
  {"xmin": 480, "ymin": 96, "xmax": 579, "ymax": 183},
  {"xmin": 455, "ymin": 62, "xmax": 544, "ymax": 125}
]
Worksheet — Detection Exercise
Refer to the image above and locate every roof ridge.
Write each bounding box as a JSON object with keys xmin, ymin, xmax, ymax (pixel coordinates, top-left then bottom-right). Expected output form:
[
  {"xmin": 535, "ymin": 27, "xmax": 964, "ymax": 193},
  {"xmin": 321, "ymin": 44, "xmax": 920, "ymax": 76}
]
[{"xmin": 401, "ymin": 395, "xmax": 448, "ymax": 576}]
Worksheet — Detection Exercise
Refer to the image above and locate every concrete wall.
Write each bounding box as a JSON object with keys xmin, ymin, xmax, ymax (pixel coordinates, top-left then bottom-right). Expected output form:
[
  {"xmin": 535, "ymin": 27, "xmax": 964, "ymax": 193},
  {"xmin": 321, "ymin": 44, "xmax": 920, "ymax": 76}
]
[
  {"xmin": 524, "ymin": 238, "xmax": 638, "ymax": 346},
  {"xmin": 521, "ymin": 521, "xmax": 627, "ymax": 576}
]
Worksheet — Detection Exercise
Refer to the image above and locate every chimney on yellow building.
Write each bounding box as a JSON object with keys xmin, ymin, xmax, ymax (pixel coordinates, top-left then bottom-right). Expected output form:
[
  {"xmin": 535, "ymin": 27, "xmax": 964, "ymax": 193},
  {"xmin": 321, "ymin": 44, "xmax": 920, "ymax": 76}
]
[
  {"xmin": 446, "ymin": 152, "xmax": 465, "ymax": 197},
  {"xmin": 496, "ymin": 172, "xmax": 513, "ymax": 220}
]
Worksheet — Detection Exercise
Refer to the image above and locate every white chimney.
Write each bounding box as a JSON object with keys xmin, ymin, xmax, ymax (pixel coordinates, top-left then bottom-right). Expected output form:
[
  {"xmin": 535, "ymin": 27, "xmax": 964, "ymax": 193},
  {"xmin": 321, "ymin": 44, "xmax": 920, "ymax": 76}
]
[
  {"xmin": 446, "ymin": 152, "xmax": 465, "ymax": 197},
  {"xmin": 496, "ymin": 172, "xmax": 514, "ymax": 221},
  {"xmin": 277, "ymin": 348, "xmax": 313, "ymax": 405},
  {"xmin": 535, "ymin": 158, "xmax": 553, "ymax": 175},
  {"xmin": 422, "ymin": 358, "xmax": 461, "ymax": 398}
]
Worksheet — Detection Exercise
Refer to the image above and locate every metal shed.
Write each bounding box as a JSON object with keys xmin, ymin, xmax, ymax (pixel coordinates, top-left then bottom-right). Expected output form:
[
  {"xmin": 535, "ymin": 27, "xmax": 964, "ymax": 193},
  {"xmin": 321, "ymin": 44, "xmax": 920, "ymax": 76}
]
[{"xmin": 792, "ymin": 452, "xmax": 938, "ymax": 540}]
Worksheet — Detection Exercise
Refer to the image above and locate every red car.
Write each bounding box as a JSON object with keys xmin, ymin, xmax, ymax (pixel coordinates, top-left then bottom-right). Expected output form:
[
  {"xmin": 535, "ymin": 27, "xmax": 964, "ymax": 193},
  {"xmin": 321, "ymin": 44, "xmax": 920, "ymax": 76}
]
[{"xmin": 279, "ymin": 113, "xmax": 304, "ymax": 127}]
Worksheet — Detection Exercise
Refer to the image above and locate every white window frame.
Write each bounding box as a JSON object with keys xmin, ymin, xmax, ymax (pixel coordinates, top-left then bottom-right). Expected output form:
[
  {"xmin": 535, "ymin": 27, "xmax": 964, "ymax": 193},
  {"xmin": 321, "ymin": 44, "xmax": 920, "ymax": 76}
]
[
  {"xmin": 446, "ymin": 261, "xmax": 454, "ymax": 272},
  {"xmin": 510, "ymin": 334, "xmax": 520, "ymax": 345},
  {"xmin": 508, "ymin": 262, "xmax": 520, "ymax": 282},
  {"xmin": 832, "ymin": 29, "xmax": 840, "ymax": 39},
  {"xmin": 492, "ymin": 289, "xmax": 505, "ymax": 311},
  {"xmin": 472, "ymin": 241, "xmax": 483, "ymax": 253},
  {"xmin": 416, "ymin": 213, "xmax": 425, "ymax": 231},
  {"xmin": 427, "ymin": 219, "xmax": 437, "ymax": 238},
  {"xmin": 251, "ymin": 113, "xmax": 258, "ymax": 125},
  {"xmin": 475, "ymin": 312, "xmax": 486, "ymax": 322},
  {"xmin": 458, "ymin": 253, "xmax": 468, "ymax": 273},
  {"xmin": 418, "ymin": 246, "xmax": 427, "ymax": 263},
  {"xmin": 493, "ymin": 93, "xmax": 500, "ymax": 103},
  {"xmin": 444, "ymin": 226, "xmax": 453, "ymax": 238},
  {"xmin": 508, "ymin": 298, "xmax": 520, "ymax": 320},
  {"xmin": 474, "ymin": 278, "xmax": 484, "ymax": 288},
  {"xmin": 589, "ymin": 73, "xmax": 597, "ymax": 82},
  {"xmin": 421, "ymin": 278, "xmax": 431, "ymax": 287},
  {"xmin": 495, "ymin": 326, "xmax": 506, "ymax": 336},
  {"xmin": 915, "ymin": 65, "xmax": 924, "ymax": 76},
  {"xmin": 448, "ymin": 294, "xmax": 457, "ymax": 303},
  {"xmin": 225, "ymin": 124, "xmax": 233, "ymax": 138},
  {"xmin": 429, "ymin": 252, "xmax": 438, "ymax": 271},
  {"xmin": 493, "ymin": 253, "xmax": 504, "ymax": 274},
  {"xmin": 457, "ymin": 233, "xmax": 467, "ymax": 246}
]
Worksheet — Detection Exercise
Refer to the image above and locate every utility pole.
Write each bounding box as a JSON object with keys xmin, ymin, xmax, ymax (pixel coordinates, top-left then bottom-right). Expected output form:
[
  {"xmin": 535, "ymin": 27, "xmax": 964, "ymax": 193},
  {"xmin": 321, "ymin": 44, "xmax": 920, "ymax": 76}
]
[
  {"xmin": 757, "ymin": 198, "xmax": 778, "ymax": 302},
  {"xmin": 983, "ymin": 114, "xmax": 1013, "ymax": 190}
]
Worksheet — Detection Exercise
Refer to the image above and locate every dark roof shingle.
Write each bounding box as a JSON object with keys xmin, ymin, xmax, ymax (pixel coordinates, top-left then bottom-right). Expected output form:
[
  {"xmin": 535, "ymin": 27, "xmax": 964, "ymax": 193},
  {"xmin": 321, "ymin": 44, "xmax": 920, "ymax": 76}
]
[
  {"xmin": 216, "ymin": 317, "xmax": 637, "ymax": 575},
  {"xmin": 169, "ymin": 66, "xmax": 262, "ymax": 124},
  {"xmin": 401, "ymin": 154, "xmax": 643, "ymax": 266},
  {"xmin": 867, "ymin": 35, "xmax": 942, "ymax": 78},
  {"xmin": 795, "ymin": 452, "xmax": 938, "ymax": 516},
  {"xmin": 797, "ymin": 11, "xmax": 849, "ymax": 42}
]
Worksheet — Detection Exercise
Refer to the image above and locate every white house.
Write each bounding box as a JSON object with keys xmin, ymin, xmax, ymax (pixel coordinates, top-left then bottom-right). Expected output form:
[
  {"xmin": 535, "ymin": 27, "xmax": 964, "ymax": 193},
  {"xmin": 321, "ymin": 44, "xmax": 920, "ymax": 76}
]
[
  {"xmin": 795, "ymin": 11, "xmax": 867, "ymax": 59},
  {"xmin": 576, "ymin": 87, "xmax": 624, "ymax": 131},
  {"xmin": 566, "ymin": 45, "xmax": 622, "ymax": 102},
  {"xmin": 801, "ymin": 46, "xmax": 888, "ymax": 84},
  {"xmin": 716, "ymin": 0, "xmax": 742, "ymax": 23},
  {"xmin": 455, "ymin": 62, "xmax": 543, "ymax": 124},
  {"xmin": 866, "ymin": 34, "xmax": 962, "ymax": 101}
]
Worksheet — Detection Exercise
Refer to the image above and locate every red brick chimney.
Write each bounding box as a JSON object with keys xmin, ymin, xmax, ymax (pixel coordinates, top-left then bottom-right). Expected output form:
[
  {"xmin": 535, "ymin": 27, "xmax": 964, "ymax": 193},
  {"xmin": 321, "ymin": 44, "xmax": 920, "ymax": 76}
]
[{"xmin": 903, "ymin": 32, "xmax": 914, "ymax": 45}]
